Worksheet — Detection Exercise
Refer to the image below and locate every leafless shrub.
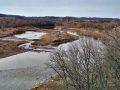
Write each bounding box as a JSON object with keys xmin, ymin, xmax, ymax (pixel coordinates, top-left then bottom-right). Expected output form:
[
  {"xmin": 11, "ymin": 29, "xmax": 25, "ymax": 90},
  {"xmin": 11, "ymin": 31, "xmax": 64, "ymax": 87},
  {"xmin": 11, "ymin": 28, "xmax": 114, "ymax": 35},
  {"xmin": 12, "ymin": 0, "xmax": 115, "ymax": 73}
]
[{"xmin": 49, "ymin": 37, "xmax": 108, "ymax": 90}]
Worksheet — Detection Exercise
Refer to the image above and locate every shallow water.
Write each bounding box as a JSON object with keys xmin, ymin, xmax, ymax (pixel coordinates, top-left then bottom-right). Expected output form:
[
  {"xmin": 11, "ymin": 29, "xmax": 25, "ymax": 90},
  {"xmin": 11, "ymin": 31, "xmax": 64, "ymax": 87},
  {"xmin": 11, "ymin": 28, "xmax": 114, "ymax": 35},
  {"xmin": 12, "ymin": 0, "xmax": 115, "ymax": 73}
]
[
  {"xmin": 0, "ymin": 36, "xmax": 28, "ymax": 41},
  {"xmin": 0, "ymin": 52, "xmax": 54, "ymax": 90},
  {"xmin": 0, "ymin": 31, "xmax": 46, "ymax": 42},
  {"xmin": 14, "ymin": 31, "xmax": 47, "ymax": 40}
]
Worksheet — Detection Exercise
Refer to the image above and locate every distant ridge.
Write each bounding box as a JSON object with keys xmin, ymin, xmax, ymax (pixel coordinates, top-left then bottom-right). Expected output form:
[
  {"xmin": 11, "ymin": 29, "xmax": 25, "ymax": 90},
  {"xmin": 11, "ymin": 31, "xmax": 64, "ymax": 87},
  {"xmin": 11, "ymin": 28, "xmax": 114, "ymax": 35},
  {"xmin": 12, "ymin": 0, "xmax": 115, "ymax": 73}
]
[
  {"xmin": 0, "ymin": 13, "xmax": 120, "ymax": 20},
  {"xmin": 0, "ymin": 13, "xmax": 25, "ymax": 19}
]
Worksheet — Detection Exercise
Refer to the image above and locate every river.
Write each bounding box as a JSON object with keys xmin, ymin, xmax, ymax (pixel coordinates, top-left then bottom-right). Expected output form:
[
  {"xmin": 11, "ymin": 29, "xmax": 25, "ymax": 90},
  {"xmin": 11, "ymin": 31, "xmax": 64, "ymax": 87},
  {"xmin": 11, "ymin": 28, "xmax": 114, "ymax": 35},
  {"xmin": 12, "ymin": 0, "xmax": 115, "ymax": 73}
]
[
  {"xmin": 0, "ymin": 31, "xmax": 103, "ymax": 90},
  {"xmin": 0, "ymin": 52, "xmax": 54, "ymax": 90}
]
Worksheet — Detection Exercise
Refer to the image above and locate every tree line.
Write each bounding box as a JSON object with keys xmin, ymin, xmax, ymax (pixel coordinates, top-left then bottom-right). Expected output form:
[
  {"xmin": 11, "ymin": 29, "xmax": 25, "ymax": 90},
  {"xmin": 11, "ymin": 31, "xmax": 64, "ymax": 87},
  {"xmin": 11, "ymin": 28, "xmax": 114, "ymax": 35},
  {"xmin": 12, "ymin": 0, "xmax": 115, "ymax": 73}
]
[{"xmin": 0, "ymin": 14, "xmax": 120, "ymax": 30}]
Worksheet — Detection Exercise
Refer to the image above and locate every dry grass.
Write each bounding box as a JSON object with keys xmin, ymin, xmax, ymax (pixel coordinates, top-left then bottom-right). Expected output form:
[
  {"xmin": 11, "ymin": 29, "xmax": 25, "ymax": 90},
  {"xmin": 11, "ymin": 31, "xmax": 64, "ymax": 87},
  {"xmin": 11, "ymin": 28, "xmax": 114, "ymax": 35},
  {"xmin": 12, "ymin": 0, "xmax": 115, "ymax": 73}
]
[
  {"xmin": 41, "ymin": 30, "xmax": 77, "ymax": 42},
  {"xmin": 0, "ymin": 28, "xmax": 26, "ymax": 38},
  {"xmin": 0, "ymin": 28, "xmax": 16, "ymax": 37},
  {"xmin": 32, "ymin": 30, "xmax": 78, "ymax": 46},
  {"xmin": 32, "ymin": 28, "xmax": 104, "ymax": 46},
  {"xmin": 36, "ymin": 29, "xmax": 54, "ymax": 33},
  {"xmin": 66, "ymin": 28, "xmax": 104, "ymax": 39},
  {"xmin": 30, "ymin": 76, "xmax": 65, "ymax": 90},
  {"xmin": 0, "ymin": 40, "xmax": 26, "ymax": 58}
]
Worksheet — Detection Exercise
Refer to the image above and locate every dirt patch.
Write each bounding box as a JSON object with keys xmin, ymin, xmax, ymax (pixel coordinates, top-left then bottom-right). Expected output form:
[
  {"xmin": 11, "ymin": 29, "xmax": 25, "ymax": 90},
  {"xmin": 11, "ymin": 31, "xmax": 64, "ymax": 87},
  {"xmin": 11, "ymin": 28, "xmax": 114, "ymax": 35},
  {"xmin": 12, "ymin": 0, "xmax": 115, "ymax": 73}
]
[{"xmin": 0, "ymin": 40, "xmax": 27, "ymax": 58}]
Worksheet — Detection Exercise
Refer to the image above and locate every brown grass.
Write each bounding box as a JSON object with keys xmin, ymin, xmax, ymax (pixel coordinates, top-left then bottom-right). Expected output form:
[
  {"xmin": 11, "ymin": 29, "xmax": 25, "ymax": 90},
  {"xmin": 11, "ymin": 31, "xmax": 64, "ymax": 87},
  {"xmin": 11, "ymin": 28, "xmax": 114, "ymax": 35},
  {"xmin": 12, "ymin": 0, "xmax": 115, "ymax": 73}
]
[
  {"xmin": 0, "ymin": 28, "xmax": 26, "ymax": 38},
  {"xmin": 30, "ymin": 76, "xmax": 65, "ymax": 90},
  {"xmin": 0, "ymin": 40, "xmax": 26, "ymax": 58},
  {"xmin": 32, "ymin": 30, "xmax": 78, "ymax": 46},
  {"xmin": 66, "ymin": 28, "xmax": 104, "ymax": 39},
  {"xmin": 32, "ymin": 28, "xmax": 104, "ymax": 46},
  {"xmin": 0, "ymin": 28, "xmax": 16, "ymax": 37}
]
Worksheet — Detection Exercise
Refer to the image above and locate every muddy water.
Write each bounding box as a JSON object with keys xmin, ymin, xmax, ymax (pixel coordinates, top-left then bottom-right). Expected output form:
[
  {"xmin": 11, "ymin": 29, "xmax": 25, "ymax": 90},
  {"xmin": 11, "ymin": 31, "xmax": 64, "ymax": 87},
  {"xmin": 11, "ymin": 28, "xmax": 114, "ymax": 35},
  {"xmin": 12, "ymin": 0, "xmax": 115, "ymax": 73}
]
[{"xmin": 0, "ymin": 52, "xmax": 54, "ymax": 90}]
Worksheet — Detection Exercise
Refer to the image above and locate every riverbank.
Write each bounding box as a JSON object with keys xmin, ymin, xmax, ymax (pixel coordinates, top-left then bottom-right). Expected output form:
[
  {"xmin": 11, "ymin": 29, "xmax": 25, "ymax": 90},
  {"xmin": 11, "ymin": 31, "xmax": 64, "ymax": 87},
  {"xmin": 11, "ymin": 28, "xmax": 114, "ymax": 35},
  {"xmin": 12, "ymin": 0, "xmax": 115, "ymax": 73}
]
[
  {"xmin": 30, "ymin": 76, "xmax": 65, "ymax": 90},
  {"xmin": 0, "ymin": 40, "xmax": 27, "ymax": 58}
]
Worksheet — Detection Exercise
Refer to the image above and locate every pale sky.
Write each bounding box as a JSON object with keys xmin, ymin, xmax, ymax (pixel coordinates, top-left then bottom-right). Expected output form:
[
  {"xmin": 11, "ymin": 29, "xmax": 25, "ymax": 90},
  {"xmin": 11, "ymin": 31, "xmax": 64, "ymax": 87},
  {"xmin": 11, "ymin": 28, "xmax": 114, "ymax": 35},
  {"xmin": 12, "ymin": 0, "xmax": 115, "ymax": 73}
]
[{"xmin": 0, "ymin": 0, "xmax": 120, "ymax": 18}]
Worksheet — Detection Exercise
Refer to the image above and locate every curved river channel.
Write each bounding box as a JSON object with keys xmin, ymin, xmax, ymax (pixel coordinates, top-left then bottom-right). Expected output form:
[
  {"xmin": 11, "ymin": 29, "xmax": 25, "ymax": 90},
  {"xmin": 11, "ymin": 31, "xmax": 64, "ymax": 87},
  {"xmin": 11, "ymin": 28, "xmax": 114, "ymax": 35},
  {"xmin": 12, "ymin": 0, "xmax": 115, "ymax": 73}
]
[{"xmin": 0, "ymin": 31, "xmax": 104, "ymax": 90}]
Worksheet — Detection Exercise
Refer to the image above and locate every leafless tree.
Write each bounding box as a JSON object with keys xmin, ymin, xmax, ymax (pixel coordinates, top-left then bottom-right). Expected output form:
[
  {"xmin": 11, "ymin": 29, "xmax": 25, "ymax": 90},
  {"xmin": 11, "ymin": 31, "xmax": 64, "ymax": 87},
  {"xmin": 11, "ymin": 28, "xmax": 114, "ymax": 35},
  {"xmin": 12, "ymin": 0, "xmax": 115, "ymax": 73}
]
[{"xmin": 49, "ymin": 37, "xmax": 107, "ymax": 90}]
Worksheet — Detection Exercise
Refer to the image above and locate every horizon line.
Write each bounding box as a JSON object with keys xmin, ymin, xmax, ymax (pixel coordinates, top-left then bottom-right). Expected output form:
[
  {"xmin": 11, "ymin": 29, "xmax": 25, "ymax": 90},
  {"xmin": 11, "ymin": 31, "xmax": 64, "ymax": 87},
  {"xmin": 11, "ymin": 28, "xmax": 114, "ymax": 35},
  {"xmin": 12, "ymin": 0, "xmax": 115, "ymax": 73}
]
[{"xmin": 0, "ymin": 13, "xmax": 120, "ymax": 19}]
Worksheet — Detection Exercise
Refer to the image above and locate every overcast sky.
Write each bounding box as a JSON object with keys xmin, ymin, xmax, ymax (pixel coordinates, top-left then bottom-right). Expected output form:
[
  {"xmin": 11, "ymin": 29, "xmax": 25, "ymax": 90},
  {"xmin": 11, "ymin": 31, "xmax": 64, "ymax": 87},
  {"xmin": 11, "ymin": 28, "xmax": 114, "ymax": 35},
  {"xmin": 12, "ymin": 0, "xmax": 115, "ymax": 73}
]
[{"xmin": 0, "ymin": 0, "xmax": 120, "ymax": 18}]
